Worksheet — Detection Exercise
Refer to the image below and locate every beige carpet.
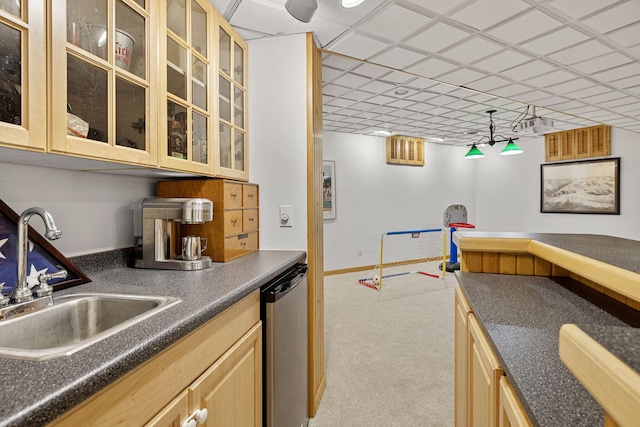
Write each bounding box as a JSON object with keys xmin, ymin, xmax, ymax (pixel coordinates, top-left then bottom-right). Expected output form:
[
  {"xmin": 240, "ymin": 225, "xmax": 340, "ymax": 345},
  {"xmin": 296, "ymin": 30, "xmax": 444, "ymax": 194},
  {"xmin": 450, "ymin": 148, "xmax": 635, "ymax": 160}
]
[{"xmin": 309, "ymin": 264, "xmax": 456, "ymax": 427}]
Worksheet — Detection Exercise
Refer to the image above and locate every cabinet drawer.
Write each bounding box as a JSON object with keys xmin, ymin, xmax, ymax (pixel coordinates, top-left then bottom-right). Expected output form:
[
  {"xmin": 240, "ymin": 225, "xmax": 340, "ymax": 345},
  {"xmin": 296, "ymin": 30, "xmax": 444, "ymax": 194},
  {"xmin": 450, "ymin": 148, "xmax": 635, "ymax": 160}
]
[
  {"xmin": 243, "ymin": 185, "xmax": 258, "ymax": 207},
  {"xmin": 224, "ymin": 182, "xmax": 243, "ymax": 208},
  {"xmin": 243, "ymin": 209, "xmax": 258, "ymax": 232},
  {"xmin": 224, "ymin": 232, "xmax": 258, "ymax": 261},
  {"xmin": 224, "ymin": 210, "xmax": 244, "ymax": 235}
]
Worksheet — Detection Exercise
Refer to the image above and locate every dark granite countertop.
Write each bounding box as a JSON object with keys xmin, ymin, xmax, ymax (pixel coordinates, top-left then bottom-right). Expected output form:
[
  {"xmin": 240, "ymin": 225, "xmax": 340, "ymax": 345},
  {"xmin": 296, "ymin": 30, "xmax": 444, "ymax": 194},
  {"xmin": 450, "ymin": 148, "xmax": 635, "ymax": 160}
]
[
  {"xmin": 452, "ymin": 231, "xmax": 640, "ymax": 275},
  {"xmin": 456, "ymin": 271, "xmax": 637, "ymax": 427},
  {"xmin": 0, "ymin": 249, "xmax": 306, "ymax": 427}
]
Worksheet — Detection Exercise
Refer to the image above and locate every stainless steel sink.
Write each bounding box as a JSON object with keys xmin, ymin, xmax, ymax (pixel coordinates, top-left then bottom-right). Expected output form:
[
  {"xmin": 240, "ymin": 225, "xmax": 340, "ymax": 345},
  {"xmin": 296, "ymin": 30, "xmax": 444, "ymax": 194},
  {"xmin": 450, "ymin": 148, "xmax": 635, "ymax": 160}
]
[{"xmin": 0, "ymin": 293, "xmax": 180, "ymax": 361}]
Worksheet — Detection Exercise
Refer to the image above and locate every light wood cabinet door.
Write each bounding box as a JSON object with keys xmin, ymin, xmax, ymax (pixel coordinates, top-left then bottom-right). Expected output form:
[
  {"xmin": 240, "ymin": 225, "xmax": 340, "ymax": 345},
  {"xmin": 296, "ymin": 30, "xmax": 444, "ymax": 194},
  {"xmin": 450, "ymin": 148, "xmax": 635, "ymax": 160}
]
[
  {"xmin": 49, "ymin": 0, "xmax": 158, "ymax": 166},
  {"xmin": 468, "ymin": 314, "xmax": 504, "ymax": 427},
  {"xmin": 455, "ymin": 286, "xmax": 471, "ymax": 427},
  {"xmin": 498, "ymin": 376, "xmax": 532, "ymax": 427},
  {"xmin": 215, "ymin": 15, "xmax": 248, "ymax": 180},
  {"xmin": 190, "ymin": 322, "xmax": 262, "ymax": 427},
  {"xmin": 145, "ymin": 390, "xmax": 190, "ymax": 427},
  {"xmin": 386, "ymin": 135, "xmax": 424, "ymax": 166},
  {"xmin": 159, "ymin": 0, "xmax": 215, "ymax": 175},
  {"xmin": 0, "ymin": 0, "xmax": 47, "ymax": 150}
]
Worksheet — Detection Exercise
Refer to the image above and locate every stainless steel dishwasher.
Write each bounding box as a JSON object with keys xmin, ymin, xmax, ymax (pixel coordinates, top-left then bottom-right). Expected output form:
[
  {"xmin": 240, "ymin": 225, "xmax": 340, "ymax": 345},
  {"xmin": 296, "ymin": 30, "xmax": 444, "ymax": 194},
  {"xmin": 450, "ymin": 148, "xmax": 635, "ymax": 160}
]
[{"xmin": 261, "ymin": 263, "xmax": 309, "ymax": 427}]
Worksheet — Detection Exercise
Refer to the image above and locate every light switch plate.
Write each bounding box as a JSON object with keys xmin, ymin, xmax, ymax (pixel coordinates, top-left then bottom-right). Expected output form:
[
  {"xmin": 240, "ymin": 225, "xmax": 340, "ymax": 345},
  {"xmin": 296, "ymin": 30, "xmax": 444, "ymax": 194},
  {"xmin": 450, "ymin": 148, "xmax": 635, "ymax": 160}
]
[{"xmin": 279, "ymin": 205, "xmax": 292, "ymax": 227}]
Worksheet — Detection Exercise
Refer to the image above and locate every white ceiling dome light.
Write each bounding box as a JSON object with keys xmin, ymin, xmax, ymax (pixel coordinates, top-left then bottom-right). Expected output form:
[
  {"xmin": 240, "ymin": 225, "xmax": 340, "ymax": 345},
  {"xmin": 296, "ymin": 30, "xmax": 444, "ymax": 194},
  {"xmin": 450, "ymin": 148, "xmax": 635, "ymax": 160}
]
[{"xmin": 341, "ymin": 0, "xmax": 365, "ymax": 8}]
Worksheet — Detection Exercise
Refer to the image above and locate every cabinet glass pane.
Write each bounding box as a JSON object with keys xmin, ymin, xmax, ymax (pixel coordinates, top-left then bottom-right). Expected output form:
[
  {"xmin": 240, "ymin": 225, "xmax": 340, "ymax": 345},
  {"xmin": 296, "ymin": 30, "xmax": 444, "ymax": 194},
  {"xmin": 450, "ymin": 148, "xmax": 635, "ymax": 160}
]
[
  {"xmin": 168, "ymin": 101, "xmax": 187, "ymax": 159},
  {"xmin": 233, "ymin": 42, "xmax": 243, "ymax": 85},
  {"xmin": 0, "ymin": 0, "xmax": 20, "ymax": 17},
  {"xmin": 233, "ymin": 86, "xmax": 243, "ymax": 129},
  {"xmin": 219, "ymin": 75, "xmax": 230, "ymax": 122},
  {"xmin": 133, "ymin": 0, "xmax": 145, "ymax": 7},
  {"xmin": 67, "ymin": 0, "xmax": 108, "ymax": 60},
  {"xmin": 0, "ymin": 22, "xmax": 21, "ymax": 125},
  {"xmin": 116, "ymin": 77, "xmax": 146, "ymax": 150},
  {"xmin": 192, "ymin": 57, "xmax": 207, "ymax": 110},
  {"xmin": 234, "ymin": 132, "xmax": 244, "ymax": 171},
  {"xmin": 167, "ymin": 37, "xmax": 187, "ymax": 100},
  {"xmin": 219, "ymin": 123, "xmax": 231, "ymax": 169},
  {"xmin": 219, "ymin": 29, "xmax": 230, "ymax": 76},
  {"xmin": 191, "ymin": 0, "xmax": 207, "ymax": 59},
  {"xmin": 116, "ymin": 0, "xmax": 145, "ymax": 78},
  {"xmin": 192, "ymin": 111, "xmax": 207, "ymax": 164},
  {"xmin": 67, "ymin": 54, "xmax": 108, "ymax": 142},
  {"xmin": 166, "ymin": 0, "xmax": 186, "ymax": 41}
]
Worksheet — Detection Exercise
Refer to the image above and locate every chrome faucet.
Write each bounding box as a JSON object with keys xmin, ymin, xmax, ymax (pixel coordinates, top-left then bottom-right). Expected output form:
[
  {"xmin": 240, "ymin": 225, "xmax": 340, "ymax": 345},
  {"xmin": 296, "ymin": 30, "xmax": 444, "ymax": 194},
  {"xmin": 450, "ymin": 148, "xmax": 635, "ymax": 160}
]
[{"xmin": 11, "ymin": 207, "xmax": 62, "ymax": 304}]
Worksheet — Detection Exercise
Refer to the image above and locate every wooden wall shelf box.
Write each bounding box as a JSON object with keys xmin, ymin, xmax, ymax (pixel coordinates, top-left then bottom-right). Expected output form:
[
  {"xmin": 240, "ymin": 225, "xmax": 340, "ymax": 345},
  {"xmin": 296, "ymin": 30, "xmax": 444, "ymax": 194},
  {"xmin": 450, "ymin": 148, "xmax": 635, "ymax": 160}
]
[
  {"xmin": 386, "ymin": 135, "xmax": 424, "ymax": 166},
  {"xmin": 545, "ymin": 125, "xmax": 610, "ymax": 162}
]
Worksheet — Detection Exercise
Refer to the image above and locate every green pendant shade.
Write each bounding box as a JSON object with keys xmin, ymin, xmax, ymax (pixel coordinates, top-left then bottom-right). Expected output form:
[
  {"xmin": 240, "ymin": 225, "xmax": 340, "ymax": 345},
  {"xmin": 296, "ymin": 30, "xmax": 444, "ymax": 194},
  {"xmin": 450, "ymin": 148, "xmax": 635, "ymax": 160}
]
[
  {"xmin": 465, "ymin": 144, "xmax": 485, "ymax": 159},
  {"xmin": 500, "ymin": 138, "xmax": 523, "ymax": 156}
]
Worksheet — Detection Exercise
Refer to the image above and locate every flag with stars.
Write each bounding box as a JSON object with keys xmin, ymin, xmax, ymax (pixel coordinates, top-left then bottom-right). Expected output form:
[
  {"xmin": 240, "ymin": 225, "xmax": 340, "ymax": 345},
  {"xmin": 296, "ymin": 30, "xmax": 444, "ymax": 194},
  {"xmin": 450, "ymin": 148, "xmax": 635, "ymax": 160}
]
[{"xmin": 0, "ymin": 217, "xmax": 67, "ymax": 296}]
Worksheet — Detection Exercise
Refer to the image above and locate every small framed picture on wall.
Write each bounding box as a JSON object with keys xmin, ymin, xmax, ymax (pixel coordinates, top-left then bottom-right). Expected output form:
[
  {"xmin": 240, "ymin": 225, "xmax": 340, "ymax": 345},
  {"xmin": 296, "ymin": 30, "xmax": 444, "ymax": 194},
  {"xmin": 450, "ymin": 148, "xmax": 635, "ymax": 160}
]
[{"xmin": 323, "ymin": 161, "xmax": 336, "ymax": 220}]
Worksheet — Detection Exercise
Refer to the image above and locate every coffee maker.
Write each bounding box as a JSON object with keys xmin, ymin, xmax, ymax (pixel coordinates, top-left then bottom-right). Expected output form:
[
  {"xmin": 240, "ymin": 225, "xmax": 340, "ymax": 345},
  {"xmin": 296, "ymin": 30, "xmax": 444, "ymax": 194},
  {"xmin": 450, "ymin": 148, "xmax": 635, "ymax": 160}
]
[{"xmin": 133, "ymin": 197, "xmax": 213, "ymax": 270}]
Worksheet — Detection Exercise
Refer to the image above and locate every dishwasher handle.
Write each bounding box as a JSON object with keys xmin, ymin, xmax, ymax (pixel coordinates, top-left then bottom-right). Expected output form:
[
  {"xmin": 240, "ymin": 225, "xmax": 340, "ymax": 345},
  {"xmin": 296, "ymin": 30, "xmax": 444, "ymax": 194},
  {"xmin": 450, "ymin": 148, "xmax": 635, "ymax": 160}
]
[{"xmin": 261, "ymin": 264, "xmax": 308, "ymax": 303}]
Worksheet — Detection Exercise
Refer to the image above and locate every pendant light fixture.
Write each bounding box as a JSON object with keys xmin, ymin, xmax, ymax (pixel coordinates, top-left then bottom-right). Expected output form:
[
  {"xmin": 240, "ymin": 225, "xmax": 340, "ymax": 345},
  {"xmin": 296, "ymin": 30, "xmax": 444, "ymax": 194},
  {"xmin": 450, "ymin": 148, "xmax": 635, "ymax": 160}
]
[{"xmin": 464, "ymin": 110, "xmax": 523, "ymax": 159}]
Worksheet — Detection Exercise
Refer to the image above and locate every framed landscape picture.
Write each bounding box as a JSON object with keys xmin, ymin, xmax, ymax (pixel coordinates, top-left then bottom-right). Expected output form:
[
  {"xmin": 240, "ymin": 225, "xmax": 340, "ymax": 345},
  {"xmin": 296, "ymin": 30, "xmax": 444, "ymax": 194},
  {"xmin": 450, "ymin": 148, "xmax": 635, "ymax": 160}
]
[
  {"xmin": 323, "ymin": 161, "xmax": 336, "ymax": 220},
  {"xmin": 540, "ymin": 158, "xmax": 620, "ymax": 214}
]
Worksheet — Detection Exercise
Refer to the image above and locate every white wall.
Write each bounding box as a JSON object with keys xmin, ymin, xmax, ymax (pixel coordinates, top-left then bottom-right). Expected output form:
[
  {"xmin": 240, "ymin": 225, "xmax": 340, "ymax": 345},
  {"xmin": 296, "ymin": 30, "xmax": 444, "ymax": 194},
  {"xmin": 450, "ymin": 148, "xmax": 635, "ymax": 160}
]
[
  {"xmin": 322, "ymin": 131, "xmax": 476, "ymax": 271},
  {"xmin": 0, "ymin": 162, "xmax": 155, "ymax": 257},
  {"xmin": 475, "ymin": 127, "xmax": 640, "ymax": 241},
  {"xmin": 248, "ymin": 34, "xmax": 308, "ymax": 252}
]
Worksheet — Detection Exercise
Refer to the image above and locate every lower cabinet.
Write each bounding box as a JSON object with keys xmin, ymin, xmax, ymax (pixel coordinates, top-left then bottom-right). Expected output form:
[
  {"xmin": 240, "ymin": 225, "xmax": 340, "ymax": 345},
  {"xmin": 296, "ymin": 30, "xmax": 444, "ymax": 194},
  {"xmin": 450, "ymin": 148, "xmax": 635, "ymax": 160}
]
[
  {"xmin": 498, "ymin": 376, "xmax": 532, "ymax": 427},
  {"xmin": 146, "ymin": 323, "xmax": 262, "ymax": 427},
  {"xmin": 455, "ymin": 285, "xmax": 532, "ymax": 427},
  {"xmin": 48, "ymin": 291, "xmax": 261, "ymax": 427}
]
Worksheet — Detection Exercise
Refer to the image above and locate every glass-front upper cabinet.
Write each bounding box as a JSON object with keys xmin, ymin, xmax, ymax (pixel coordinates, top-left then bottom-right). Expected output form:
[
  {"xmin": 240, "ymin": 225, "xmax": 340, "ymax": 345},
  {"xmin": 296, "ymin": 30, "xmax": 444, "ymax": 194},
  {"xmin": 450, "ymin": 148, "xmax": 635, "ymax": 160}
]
[
  {"xmin": 0, "ymin": 0, "xmax": 46, "ymax": 150},
  {"xmin": 159, "ymin": 0, "xmax": 213, "ymax": 174},
  {"xmin": 49, "ymin": 0, "xmax": 158, "ymax": 166},
  {"xmin": 216, "ymin": 15, "xmax": 248, "ymax": 180}
]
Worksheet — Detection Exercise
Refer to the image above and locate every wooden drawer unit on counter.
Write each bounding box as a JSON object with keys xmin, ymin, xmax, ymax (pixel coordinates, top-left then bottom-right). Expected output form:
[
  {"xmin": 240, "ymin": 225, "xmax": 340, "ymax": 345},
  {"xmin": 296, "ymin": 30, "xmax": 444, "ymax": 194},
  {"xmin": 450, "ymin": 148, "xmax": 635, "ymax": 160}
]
[{"xmin": 157, "ymin": 179, "xmax": 259, "ymax": 262}]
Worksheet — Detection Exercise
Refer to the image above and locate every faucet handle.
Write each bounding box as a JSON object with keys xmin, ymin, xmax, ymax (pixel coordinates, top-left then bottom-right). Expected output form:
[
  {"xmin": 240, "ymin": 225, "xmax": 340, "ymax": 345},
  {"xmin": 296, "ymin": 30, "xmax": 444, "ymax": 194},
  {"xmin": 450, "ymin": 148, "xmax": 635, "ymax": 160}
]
[
  {"xmin": 0, "ymin": 285, "xmax": 9, "ymax": 307},
  {"xmin": 36, "ymin": 269, "xmax": 68, "ymax": 297}
]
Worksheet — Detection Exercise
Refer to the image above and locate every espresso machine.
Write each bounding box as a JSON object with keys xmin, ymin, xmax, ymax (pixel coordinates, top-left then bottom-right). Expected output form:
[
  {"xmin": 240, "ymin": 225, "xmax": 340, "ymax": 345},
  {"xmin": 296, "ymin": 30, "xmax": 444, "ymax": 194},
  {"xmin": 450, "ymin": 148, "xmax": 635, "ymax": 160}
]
[{"xmin": 133, "ymin": 197, "xmax": 213, "ymax": 270}]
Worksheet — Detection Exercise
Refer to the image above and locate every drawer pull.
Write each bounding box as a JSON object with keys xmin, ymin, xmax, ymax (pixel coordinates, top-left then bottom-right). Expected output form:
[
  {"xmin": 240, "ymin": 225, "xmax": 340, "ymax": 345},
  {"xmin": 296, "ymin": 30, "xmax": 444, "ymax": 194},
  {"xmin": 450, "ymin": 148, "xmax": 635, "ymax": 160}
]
[
  {"xmin": 248, "ymin": 217, "xmax": 254, "ymax": 221},
  {"xmin": 247, "ymin": 194, "xmax": 254, "ymax": 198},
  {"xmin": 230, "ymin": 193, "xmax": 237, "ymax": 198},
  {"xmin": 231, "ymin": 219, "xmax": 237, "ymax": 224}
]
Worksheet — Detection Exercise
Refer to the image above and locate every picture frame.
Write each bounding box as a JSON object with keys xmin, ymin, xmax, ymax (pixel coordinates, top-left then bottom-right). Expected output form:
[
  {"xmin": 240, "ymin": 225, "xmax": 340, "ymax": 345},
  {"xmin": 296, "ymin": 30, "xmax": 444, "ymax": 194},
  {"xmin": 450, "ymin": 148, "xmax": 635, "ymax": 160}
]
[
  {"xmin": 0, "ymin": 199, "xmax": 90, "ymax": 296},
  {"xmin": 540, "ymin": 157, "xmax": 620, "ymax": 214},
  {"xmin": 323, "ymin": 160, "xmax": 336, "ymax": 220}
]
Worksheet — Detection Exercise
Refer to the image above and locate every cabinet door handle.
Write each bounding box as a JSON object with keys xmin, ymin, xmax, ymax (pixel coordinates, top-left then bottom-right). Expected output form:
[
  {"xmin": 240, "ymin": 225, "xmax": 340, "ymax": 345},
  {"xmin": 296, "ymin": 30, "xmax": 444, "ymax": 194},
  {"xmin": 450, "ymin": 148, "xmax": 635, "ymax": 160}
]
[
  {"xmin": 231, "ymin": 193, "xmax": 237, "ymax": 198},
  {"xmin": 182, "ymin": 408, "xmax": 208, "ymax": 427},
  {"xmin": 231, "ymin": 219, "xmax": 237, "ymax": 224}
]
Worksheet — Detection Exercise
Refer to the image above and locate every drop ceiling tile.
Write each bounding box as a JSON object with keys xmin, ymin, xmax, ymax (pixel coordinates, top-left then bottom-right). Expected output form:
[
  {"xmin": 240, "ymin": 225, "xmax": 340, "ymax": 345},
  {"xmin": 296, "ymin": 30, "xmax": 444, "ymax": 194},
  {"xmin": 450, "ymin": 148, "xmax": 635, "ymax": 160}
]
[
  {"xmin": 546, "ymin": 100, "xmax": 588, "ymax": 110},
  {"xmin": 561, "ymin": 105, "xmax": 599, "ymax": 115},
  {"xmin": 441, "ymin": 37, "xmax": 504, "ymax": 64},
  {"xmin": 323, "ymin": 84, "xmax": 352, "ymax": 97},
  {"xmin": 387, "ymin": 99, "xmax": 419, "ymax": 109},
  {"xmin": 439, "ymin": 68, "xmax": 487, "ymax": 86},
  {"xmin": 446, "ymin": 99, "xmax": 476, "ymax": 110},
  {"xmin": 323, "ymin": 55, "xmax": 362, "ymax": 71},
  {"xmin": 570, "ymin": 52, "xmax": 633, "ymax": 74},
  {"xmin": 450, "ymin": 0, "xmax": 530, "ymax": 30},
  {"xmin": 582, "ymin": 90, "xmax": 625, "ymax": 104},
  {"xmin": 593, "ymin": 62, "xmax": 640, "ymax": 83},
  {"xmin": 545, "ymin": 78, "xmax": 598, "ymax": 95},
  {"xmin": 547, "ymin": 40, "xmax": 612, "ymax": 65},
  {"xmin": 606, "ymin": 22, "xmax": 640, "ymax": 47},
  {"xmin": 629, "ymin": 44, "xmax": 640, "ymax": 57},
  {"xmin": 332, "ymin": 73, "xmax": 372, "ymax": 88},
  {"xmin": 500, "ymin": 60, "xmax": 556, "ymax": 80},
  {"xmin": 610, "ymin": 102, "xmax": 640, "ymax": 113},
  {"xmin": 371, "ymin": 47, "xmax": 426, "ymax": 70},
  {"xmin": 472, "ymin": 49, "xmax": 533, "ymax": 73},
  {"xmin": 342, "ymin": 90, "xmax": 378, "ymax": 102},
  {"xmin": 358, "ymin": 4, "xmax": 432, "ymax": 42},
  {"xmin": 328, "ymin": 33, "xmax": 390, "ymax": 60},
  {"xmin": 359, "ymin": 79, "xmax": 397, "ymax": 94},
  {"xmin": 406, "ymin": 91, "xmax": 440, "ymax": 102},
  {"xmin": 547, "ymin": 0, "xmax": 620, "ymax": 20},
  {"xmin": 515, "ymin": 90, "xmax": 555, "ymax": 103},
  {"xmin": 488, "ymin": 10, "xmax": 563, "ymax": 45},
  {"xmin": 403, "ymin": 78, "xmax": 439, "ymax": 90},
  {"xmin": 352, "ymin": 63, "xmax": 392, "ymax": 79},
  {"xmin": 520, "ymin": 27, "xmax": 590, "ymax": 55},
  {"xmin": 581, "ymin": 2, "xmax": 640, "ymax": 34},
  {"xmin": 566, "ymin": 85, "xmax": 611, "ymax": 99},
  {"xmin": 404, "ymin": 23, "xmax": 472, "ymax": 53},
  {"xmin": 525, "ymin": 70, "xmax": 578, "ymax": 88},
  {"xmin": 379, "ymin": 70, "xmax": 415, "ymax": 84},
  {"xmin": 490, "ymin": 83, "xmax": 535, "ymax": 98},
  {"xmin": 406, "ymin": 58, "xmax": 459, "ymax": 79},
  {"xmin": 367, "ymin": 94, "xmax": 398, "ymax": 105},
  {"xmin": 323, "ymin": 66, "xmax": 345, "ymax": 82},
  {"xmin": 369, "ymin": 105, "xmax": 396, "ymax": 115},
  {"xmin": 599, "ymin": 96, "xmax": 638, "ymax": 108},
  {"xmin": 467, "ymin": 75, "xmax": 512, "ymax": 92},
  {"xmin": 612, "ymin": 74, "xmax": 640, "ymax": 89},
  {"xmin": 326, "ymin": 98, "xmax": 356, "ymax": 108}
]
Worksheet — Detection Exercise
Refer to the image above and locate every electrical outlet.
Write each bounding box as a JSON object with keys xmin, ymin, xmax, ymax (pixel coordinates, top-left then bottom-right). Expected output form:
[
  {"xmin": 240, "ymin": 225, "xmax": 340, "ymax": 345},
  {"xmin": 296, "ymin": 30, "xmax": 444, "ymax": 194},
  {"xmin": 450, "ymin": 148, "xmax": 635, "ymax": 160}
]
[{"xmin": 279, "ymin": 205, "xmax": 292, "ymax": 227}]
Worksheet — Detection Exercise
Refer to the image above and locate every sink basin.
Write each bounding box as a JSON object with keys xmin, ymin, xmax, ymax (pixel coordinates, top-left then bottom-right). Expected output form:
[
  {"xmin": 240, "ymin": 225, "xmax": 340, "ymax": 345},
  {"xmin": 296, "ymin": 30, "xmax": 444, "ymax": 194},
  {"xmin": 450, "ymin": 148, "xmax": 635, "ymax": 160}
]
[{"xmin": 0, "ymin": 293, "xmax": 180, "ymax": 361}]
